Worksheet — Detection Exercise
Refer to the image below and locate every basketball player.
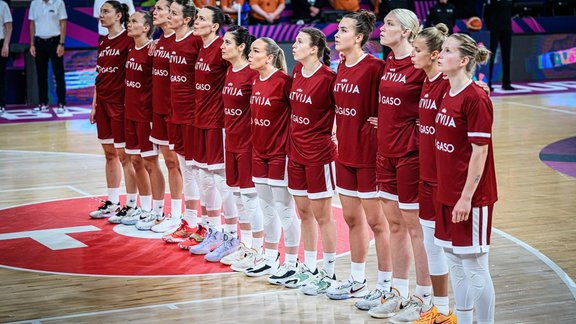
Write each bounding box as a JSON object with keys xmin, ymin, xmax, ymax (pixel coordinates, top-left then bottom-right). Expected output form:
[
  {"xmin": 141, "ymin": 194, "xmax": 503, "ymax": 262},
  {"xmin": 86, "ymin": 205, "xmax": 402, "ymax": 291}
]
[
  {"xmin": 116, "ymin": 12, "xmax": 167, "ymax": 230},
  {"xmin": 326, "ymin": 11, "xmax": 393, "ymax": 301},
  {"xmin": 244, "ymin": 37, "xmax": 301, "ymax": 280},
  {"xmin": 284, "ymin": 28, "xmax": 338, "ymax": 292},
  {"xmin": 161, "ymin": 0, "xmax": 206, "ymax": 244},
  {"xmin": 217, "ymin": 26, "xmax": 265, "ymax": 269},
  {"xmin": 147, "ymin": 0, "xmax": 184, "ymax": 235},
  {"xmin": 410, "ymin": 24, "xmax": 456, "ymax": 323},
  {"xmin": 435, "ymin": 33, "xmax": 496, "ymax": 324},
  {"xmin": 89, "ymin": 1, "xmax": 139, "ymax": 221},
  {"xmin": 369, "ymin": 8, "xmax": 432, "ymax": 321},
  {"xmin": 188, "ymin": 6, "xmax": 239, "ymax": 260}
]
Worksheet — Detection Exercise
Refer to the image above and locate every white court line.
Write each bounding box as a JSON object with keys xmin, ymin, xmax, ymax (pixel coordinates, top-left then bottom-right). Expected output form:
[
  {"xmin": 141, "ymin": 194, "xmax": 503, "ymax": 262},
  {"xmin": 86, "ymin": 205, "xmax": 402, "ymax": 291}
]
[
  {"xmin": 0, "ymin": 149, "xmax": 102, "ymax": 158},
  {"xmin": 0, "ymin": 185, "xmax": 72, "ymax": 193},
  {"xmin": 65, "ymin": 185, "xmax": 93, "ymax": 197},
  {"xmin": 505, "ymin": 101, "xmax": 576, "ymax": 115},
  {"xmin": 7, "ymin": 290, "xmax": 294, "ymax": 324}
]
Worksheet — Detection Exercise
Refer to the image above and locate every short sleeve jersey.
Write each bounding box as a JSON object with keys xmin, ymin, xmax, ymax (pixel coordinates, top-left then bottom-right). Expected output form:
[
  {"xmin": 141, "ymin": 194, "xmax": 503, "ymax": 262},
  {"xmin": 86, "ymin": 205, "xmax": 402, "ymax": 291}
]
[
  {"xmin": 223, "ymin": 64, "xmax": 258, "ymax": 153},
  {"xmin": 0, "ymin": 1, "xmax": 13, "ymax": 40},
  {"xmin": 194, "ymin": 37, "xmax": 230, "ymax": 129},
  {"xmin": 152, "ymin": 32, "xmax": 175, "ymax": 116},
  {"xmin": 250, "ymin": 69, "xmax": 292, "ymax": 158},
  {"xmin": 333, "ymin": 54, "xmax": 385, "ymax": 167},
  {"xmin": 378, "ymin": 54, "xmax": 426, "ymax": 157},
  {"xmin": 289, "ymin": 63, "xmax": 337, "ymax": 166},
  {"xmin": 28, "ymin": 0, "xmax": 67, "ymax": 38},
  {"xmin": 170, "ymin": 31, "xmax": 202, "ymax": 125},
  {"xmin": 419, "ymin": 73, "xmax": 450, "ymax": 182},
  {"xmin": 96, "ymin": 30, "xmax": 132, "ymax": 105},
  {"xmin": 435, "ymin": 81, "xmax": 498, "ymax": 206},
  {"xmin": 125, "ymin": 40, "xmax": 153, "ymax": 122}
]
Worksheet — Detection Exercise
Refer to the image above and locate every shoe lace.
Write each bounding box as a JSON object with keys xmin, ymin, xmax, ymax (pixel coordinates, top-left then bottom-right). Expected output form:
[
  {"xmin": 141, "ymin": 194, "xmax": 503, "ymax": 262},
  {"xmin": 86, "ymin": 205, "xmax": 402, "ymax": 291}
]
[
  {"xmin": 98, "ymin": 200, "xmax": 112, "ymax": 210},
  {"xmin": 364, "ymin": 288, "xmax": 384, "ymax": 301},
  {"xmin": 116, "ymin": 206, "xmax": 129, "ymax": 216}
]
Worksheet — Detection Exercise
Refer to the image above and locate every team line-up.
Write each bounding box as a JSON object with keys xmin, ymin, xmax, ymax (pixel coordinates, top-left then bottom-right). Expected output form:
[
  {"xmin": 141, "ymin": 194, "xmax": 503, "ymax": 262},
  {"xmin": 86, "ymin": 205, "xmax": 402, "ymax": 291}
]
[{"xmin": 89, "ymin": 1, "xmax": 497, "ymax": 323}]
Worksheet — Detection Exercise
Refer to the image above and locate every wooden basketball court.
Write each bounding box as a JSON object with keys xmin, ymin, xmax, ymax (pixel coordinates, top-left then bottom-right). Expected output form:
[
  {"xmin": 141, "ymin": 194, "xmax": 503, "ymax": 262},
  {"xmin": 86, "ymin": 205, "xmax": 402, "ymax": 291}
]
[{"xmin": 0, "ymin": 92, "xmax": 575, "ymax": 323}]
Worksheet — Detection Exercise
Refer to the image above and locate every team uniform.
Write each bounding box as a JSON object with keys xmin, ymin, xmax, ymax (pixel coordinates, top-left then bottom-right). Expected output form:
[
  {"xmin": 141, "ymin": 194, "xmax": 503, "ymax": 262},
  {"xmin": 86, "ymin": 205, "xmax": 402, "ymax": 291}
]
[
  {"xmin": 95, "ymin": 30, "xmax": 132, "ymax": 148},
  {"xmin": 377, "ymin": 53, "xmax": 426, "ymax": 209},
  {"xmin": 192, "ymin": 37, "xmax": 229, "ymax": 170},
  {"xmin": 434, "ymin": 80, "xmax": 497, "ymax": 254},
  {"xmin": 124, "ymin": 40, "xmax": 156, "ymax": 157},
  {"xmin": 250, "ymin": 69, "xmax": 292, "ymax": 186},
  {"xmin": 169, "ymin": 31, "xmax": 202, "ymax": 160},
  {"xmin": 418, "ymin": 73, "xmax": 450, "ymax": 228},
  {"xmin": 333, "ymin": 54, "xmax": 384, "ymax": 198},
  {"xmin": 222, "ymin": 64, "xmax": 259, "ymax": 193},
  {"xmin": 288, "ymin": 63, "xmax": 337, "ymax": 199},
  {"xmin": 150, "ymin": 32, "xmax": 175, "ymax": 147}
]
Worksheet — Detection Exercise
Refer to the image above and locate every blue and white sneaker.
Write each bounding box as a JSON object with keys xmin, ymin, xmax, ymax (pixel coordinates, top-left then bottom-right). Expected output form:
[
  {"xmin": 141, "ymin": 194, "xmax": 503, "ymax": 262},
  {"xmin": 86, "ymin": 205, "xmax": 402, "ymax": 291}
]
[
  {"xmin": 189, "ymin": 227, "xmax": 223, "ymax": 255},
  {"xmin": 326, "ymin": 277, "xmax": 369, "ymax": 300},
  {"xmin": 205, "ymin": 233, "xmax": 240, "ymax": 262},
  {"xmin": 120, "ymin": 208, "xmax": 142, "ymax": 225}
]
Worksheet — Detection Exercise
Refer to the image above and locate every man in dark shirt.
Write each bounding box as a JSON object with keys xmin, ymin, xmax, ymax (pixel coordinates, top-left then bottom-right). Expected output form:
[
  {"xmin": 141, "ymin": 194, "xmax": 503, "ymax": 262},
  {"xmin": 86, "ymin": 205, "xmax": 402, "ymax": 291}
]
[
  {"xmin": 292, "ymin": 0, "xmax": 329, "ymax": 23},
  {"xmin": 484, "ymin": 0, "xmax": 515, "ymax": 90},
  {"xmin": 426, "ymin": 0, "xmax": 456, "ymax": 33}
]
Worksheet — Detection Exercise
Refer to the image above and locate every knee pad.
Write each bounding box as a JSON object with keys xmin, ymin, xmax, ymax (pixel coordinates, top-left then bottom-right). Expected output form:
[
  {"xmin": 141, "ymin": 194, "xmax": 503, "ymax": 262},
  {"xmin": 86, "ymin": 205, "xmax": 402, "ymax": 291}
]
[
  {"xmin": 222, "ymin": 190, "xmax": 238, "ymax": 219},
  {"xmin": 242, "ymin": 193, "xmax": 263, "ymax": 232},
  {"xmin": 234, "ymin": 193, "xmax": 249, "ymax": 223},
  {"xmin": 200, "ymin": 169, "xmax": 221, "ymax": 211},
  {"xmin": 422, "ymin": 225, "xmax": 448, "ymax": 276},
  {"xmin": 178, "ymin": 155, "xmax": 199, "ymax": 201}
]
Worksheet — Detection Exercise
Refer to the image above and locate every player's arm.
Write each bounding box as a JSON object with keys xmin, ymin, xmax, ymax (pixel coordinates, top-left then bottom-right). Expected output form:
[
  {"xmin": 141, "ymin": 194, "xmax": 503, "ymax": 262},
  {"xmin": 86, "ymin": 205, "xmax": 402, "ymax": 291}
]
[{"xmin": 452, "ymin": 143, "xmax": 489, "ymax": 223}]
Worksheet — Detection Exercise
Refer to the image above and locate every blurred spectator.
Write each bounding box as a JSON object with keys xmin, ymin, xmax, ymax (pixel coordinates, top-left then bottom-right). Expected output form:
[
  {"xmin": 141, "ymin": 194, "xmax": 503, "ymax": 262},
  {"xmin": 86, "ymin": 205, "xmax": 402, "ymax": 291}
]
[
  {"xmin": 452, "ymin": 0, "xmax": 477, "ymax": 18},
  {"xmin": 426, "ymin": 0, "xmax": 456, "ymax": 32},
  {"xmin": 194, "ymin": 0, "xmax": 218, "ymax": 8},
  {"xmin": 29, "ymin": 0, "xmax": 67, "ymax": 113},
  {"xmin": 249, "ymin": 0, "xmax": 285, "ymax": 24},
  {"xmin": 292, "ymin": 0, "xmax": 329, "ymax": 23},
  {"xmin": 0, "ymin": 0, "xmax": 12, "ymax": 113},
  {"xmin": 94, "ymin": 0, "xmax": 135, "ymax": 36},
  {"xmin": 375, "ymin": 0, "xmax": 415, "ymax": 19},
  {"xmin": 330, "ymin": 0, "xmax": 360, "ymax": 12},
  {"xmin": 221, "ymin": 0, "xmax": 245, "ymax": 22},
  {"xmin": 484, "ymin": 0, "xmax": 515, "ymax": 90}
]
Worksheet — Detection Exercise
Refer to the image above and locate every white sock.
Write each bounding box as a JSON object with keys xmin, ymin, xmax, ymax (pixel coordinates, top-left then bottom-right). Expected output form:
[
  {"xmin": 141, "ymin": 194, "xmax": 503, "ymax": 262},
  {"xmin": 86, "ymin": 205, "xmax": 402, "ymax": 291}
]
[
  {"xmin": 434, "ymin": 296, "xmax": 450, "ymax": 316},
  {"xmin": 322, "ymin": 252, "xmax": 336, "ymax": 277},
  {"xmin": 252, "ymin": 236, "xmax": 264, "ymax": 254},
  {"xmin": 183, "ymin": 209, "xmax": 198, "ymax": 226},
  {"xmin": 304, "ymin": 250, "xmax": 317, "ymax": 273},
  {"xmin": 457, "ymin": 309, "xmax": 473, "ymax": 324},
  {"xmin": 107, "ymin": 188, "xmax": 120, "ymax": 204},
  {"xmin": 240, "ymin": 229, "xmax": 252, "ymax": 247},
  {"xmin": 171, "ymin": 199, "xmax": 182, "ymax": 218},
  {"xmin": 350, "ymin": 262, "xmax": 366, "ymax": 283},
  {"xmin": 377, "ymin": 271, "xmax": 392, "ymax": 291},
  {"xmin": 126, "ymin": 193, "xmax": 137, "ymax": 208},
  {"xmin": 415, "ymin": 285, "xmax": 433, "ymax": 305},
  {"xmin": 393, "ymin": 278, "xmax": 410, "ymax": 298},
  {"xmin": 285, "ymin": 253, "xmax": 298, "ymax": 267},
  {"xmin": 265, "ymin": 248, "xmax": 278, "ymax": 264},
  {"xmin": 153, "ymin": 199, "xmax": 164, "ymax": 215},
  {"xmin": 224, "ymin": 223, "xmax": 238, "ymax": 236},
  {"xmin": 140, "ymin": 195, "xmax": 152, "ymax": 212},
  {"xmin": 208, "ymin": 216, "xmax": 223, "ymax": 231}
]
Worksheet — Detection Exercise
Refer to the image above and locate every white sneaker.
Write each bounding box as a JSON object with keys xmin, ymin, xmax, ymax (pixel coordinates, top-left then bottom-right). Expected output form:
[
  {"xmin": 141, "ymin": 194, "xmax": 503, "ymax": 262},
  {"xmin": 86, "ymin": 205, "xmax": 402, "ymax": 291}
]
[
  {"xmin": 389, "ymin": 296, "xmax": 425, "ymax": 323},
  {"xmin": 267, "ymin": 262, "xmax": 299, "ymax": 286},
  {"xmin": 230, "ymin": 249, "xmax": 259, "ymax": 272},
  {"xmin": 300, "ymin": 269, "xmax": 336, "ymax": 296},
  {"xmin": 107, "ymin": 205, "xmax": 136, "ymax": 223},
  {"xmin": 244, "ymin": 253, "xmax": 279, "ymax": 277},
  {"xmin": 151, "ymin": 215, "xmax": 181, "ymax": 233},
  {"xmin": 135, "ymin": 211, "xmax": 162, "ymax": 230},
  {"xmin": 326, "ymin": 277, "xmax": 369, "ymax": 300},
  {"xmin": 355, "ymin": 287, "xmax": 388, "ymax": 311},
  {"xmin": 220, "ymin": 243, "xmax": 251, "ymax": 265},
  {"xmin": 89, "ymin": 200, "xmax": 119, "ymax": 218},
  {"xmin": 120, "ymin": 208, "xmax": 142, "ymax": 225},
  {"xmin": 368, "ymin": 289, "xmax": 407, "ymax": 319}
]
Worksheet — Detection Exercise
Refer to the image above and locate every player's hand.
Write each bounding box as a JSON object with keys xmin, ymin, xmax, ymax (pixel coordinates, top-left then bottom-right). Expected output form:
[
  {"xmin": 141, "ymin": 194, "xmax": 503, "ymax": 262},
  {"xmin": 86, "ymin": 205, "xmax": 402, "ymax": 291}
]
[
  {"xmin": 368, "ymin": 117, "xmax": 378, "ymax": 129},
  {"xmin": 90, "ymin": 104, "xmax": 96, "ymax": 124},
  {"xmin": 148, "ymin": 39, "xmax": 158, "ymax": 56},
  {"xmin": 475, "ymin": 80, "xmax": 491, "ymax": 96},
  {"xmin": 452, "ymin": 197, "xmax": 471, "ymax": 223}
]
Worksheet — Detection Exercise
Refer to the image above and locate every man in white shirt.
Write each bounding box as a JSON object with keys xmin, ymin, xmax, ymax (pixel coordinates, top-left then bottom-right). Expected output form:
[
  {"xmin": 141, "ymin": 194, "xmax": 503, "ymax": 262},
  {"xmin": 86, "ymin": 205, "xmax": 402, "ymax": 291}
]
[
  {"xmin": 93, "ymin": 0, "xmax": 135, "ymax": 36},
  {"xmin": 28, "ymin": 0, "xmax": 67, "ymax": 113},
  {"xmin": 0, "ymin": 0, "xmax": 12, "ymax": 114}
]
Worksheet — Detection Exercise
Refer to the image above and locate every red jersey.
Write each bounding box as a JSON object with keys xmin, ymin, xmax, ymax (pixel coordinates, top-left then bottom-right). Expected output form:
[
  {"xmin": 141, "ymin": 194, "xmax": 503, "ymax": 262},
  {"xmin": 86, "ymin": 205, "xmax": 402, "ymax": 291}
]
[
  {"xmin": 435, "ymin": 80, "xmax": 498, "ymax": 206},
  {"xmin": 96, "ymin": 30, "xmax": 132, "ymax": 104},
  {"xmin": 289, "ymin": 63, "xmax": 337, "ymax": 166},
  {"xmin": 194, "ymin": 37, "xmax": 230, "ymax": 129},
  {"xmin": 125, "ymin": 40, "xmax": 153, "ymax": 122},
  {"xmin": 333, "ymin": 54, "xmax": 385, "ymax": 167},
  {"xmin": 250, "ymin": 69, "xmax": 292, "ymax": 158},
  {"xmin": 223, "ymin": 64, "xmax": 258, "ymax": 153},
  {"xmin": 419, "ymin": 73, "xmax": 450, "ymax": 182},
  {"xmin": 170, "ymin": 31, "xmax": 202, "ymax": 125},
  {"xmin": 152, "ymin": 32, "xmax": 174, "ymax": 116},
  {"xmin": 378, "ymin": 54, "xmax": 426, "ymax": 157}
]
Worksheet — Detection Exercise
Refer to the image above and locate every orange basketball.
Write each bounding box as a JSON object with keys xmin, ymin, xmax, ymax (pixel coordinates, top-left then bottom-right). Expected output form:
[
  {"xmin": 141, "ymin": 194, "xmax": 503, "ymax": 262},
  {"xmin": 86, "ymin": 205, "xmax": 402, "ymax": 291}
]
[{"xmin": 466, "ymin": 16, "xmax": 483, "ymax": 31}]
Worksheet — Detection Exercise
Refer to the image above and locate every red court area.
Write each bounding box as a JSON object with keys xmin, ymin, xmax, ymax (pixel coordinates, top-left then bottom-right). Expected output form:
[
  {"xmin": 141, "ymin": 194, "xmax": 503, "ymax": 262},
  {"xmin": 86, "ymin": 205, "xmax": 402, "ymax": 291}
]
[{"xmin": 0, "ymin": 197, "xmax": 360, "ymax": 276}]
